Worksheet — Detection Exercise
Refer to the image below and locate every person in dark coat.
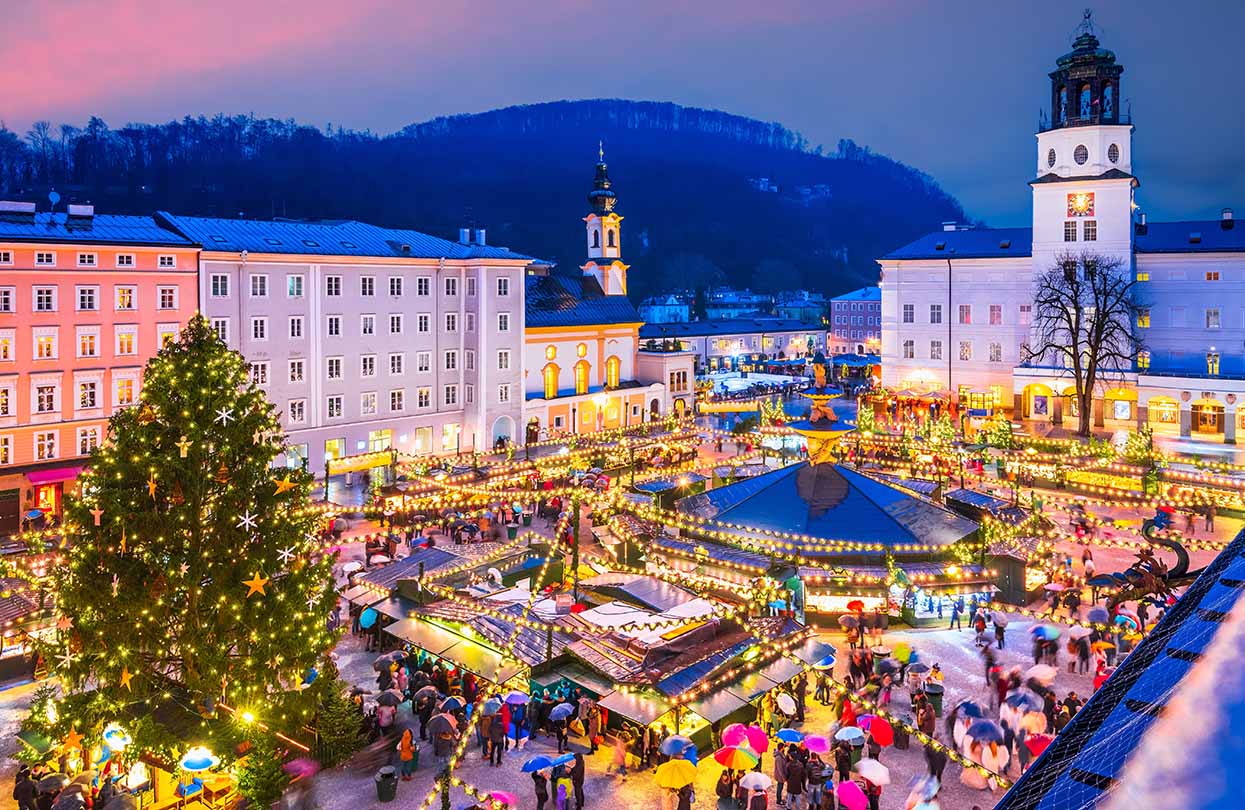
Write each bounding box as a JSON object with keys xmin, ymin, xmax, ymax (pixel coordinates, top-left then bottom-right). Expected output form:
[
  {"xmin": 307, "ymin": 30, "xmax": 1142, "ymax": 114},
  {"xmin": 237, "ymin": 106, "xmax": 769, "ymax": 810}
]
[
  {"xmin": 12, "ymin": 773, "xmax": 36, "ymax": 810},
  {"xmin": 570, "ymin": 753, "xmax": 586, "ymax": 810},
  {"xmin": 785, "ymin": 755, "xmax": 807, "ymax": 810},
  {"xmin": 833, "ymin": 742, "xmax": 852, "ymax": 784},
  {"xmin": 554, "ymin": 717, "xmax": 569, "ymax": 754},
  {"xmin": 676, "ymin": 784, "xmax": 693, "ymax": 810},
  {"xmin": 532, "ymin": 770, "xmax": 549, "ymax": 810},
  {"xmin": 488, "ymin": 712, "xmax": 507, "ymax": 765},
  {"xmin": 924, "ymin": 737, "xmax": 948, "ymax": 781}
]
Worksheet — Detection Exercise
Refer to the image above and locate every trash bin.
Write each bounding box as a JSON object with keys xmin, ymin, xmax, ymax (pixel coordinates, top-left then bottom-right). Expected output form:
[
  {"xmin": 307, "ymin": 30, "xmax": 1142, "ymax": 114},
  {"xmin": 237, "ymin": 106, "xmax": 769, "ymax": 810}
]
[
  {"xmin": 892, "ymin": 715, "xmax": 912, "ymax": 750},
  {"xmin": 522, "ymin": 511, "xmax": 533, "ymax": 527},
  {"xmin": 925, "ymin": 682, "xmax": 944, "ymax": 716},
  {"xmin": 507, "ymin": 523, "xmax": 519, "ymax": 540},
  {"xmin": 375, "ymin": 766, "xmax": 398, "ymax": 802}
]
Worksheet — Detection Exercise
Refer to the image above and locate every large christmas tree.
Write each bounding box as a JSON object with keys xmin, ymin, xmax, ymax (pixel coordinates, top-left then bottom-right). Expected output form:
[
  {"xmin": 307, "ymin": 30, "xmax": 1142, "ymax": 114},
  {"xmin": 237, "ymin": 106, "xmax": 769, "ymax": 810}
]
[{"xmin": 42, "ymin": 316, "xmax": 337, "ymax": 754}]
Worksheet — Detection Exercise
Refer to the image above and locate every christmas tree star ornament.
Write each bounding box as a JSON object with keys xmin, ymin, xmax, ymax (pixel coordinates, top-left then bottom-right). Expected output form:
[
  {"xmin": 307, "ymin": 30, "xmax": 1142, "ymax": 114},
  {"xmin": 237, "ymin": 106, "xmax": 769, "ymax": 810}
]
[
  {"xmin": 243, "ymin": 573, "xmax": 270, "ymax": 597},
  {"xmin": 62, "ymin": 729, "xmax": 85, "ymax": 750},
  {"xmin": 214, "ymin": 407, "xmax": 234, "ymax": 425},
  {"xmin": 119, "ymin": 529, "xmax": 127, "ymax": 554},
  {"xmin": 119, "ymin": 667, "xmax": 133, "ymax": 690},
  {"xmin": 176, "ymin": 435, "xmax": 192, "ymax": 458},
  {"xmin": 278, "ymin": 545, "xmax": 297, "ymax": 566},
  {"xmin": 56, "ymin": 616, "xmax": 73, "ymax": 631},
  {"xmin": 56, "ymin": 649, "xmax": 78, "ymax": 669},
  {"xmin": 237, "ymin": 510, "xmax": 258, "ymax": 531},
  {"xmin": 179, "ymin": 562, "xmax": 190, "ymax": 576},
  {"xmin": 273, "ymin": 474, "xmax": 297, "ymax": 495},
  {"xmin": 147, "ymin": 475, "xmax": 158, "ymax": 499}
]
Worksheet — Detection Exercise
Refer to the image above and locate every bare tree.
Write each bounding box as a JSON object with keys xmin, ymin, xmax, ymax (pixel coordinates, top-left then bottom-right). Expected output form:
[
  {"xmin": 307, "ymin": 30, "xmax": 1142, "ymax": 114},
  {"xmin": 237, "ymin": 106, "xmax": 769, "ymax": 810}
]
[{"xmin": 1024, "ymin": 252, "xmax": 1142, "ymax": 437}]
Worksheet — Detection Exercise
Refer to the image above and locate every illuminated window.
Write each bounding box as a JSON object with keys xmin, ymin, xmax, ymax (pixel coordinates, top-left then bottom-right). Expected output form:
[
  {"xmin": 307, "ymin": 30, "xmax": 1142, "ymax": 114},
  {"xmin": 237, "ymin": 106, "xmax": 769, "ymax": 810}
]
[
  {"xmin": 36, "ymin": 335, "xmax": 56, "ymax": 359},
  {"xmin": 324, "ymin": 438, "xmax": 345, "ymax": 461},
  {"xmin": 545, "ymin": 345, "xmax": 557, "ymax": 361},
  {"xmin": 1136, "ymin": 271, "xmax": 1150, "ymax": 282},
  {"xmin": 1136, "ymin": 309, "xmax": 1151, "ymax": 328},
  {"xmin": 1137, "ymin": 351, "xmax": 1150, "ymax": 371},
  {"xmin": 543, "ymin": 364, "xmax": 559, "ymax": 399},
  {"xmin": 1208, "ymin": 352, "xmax": 1221, "ymax": 376},
  {"xmin": 1206, "ymin": 271, "xmax": 1221, "ymax": 281},
  {"xmin": 577, "ymin": 343, "xmax": 588, "ymax": 358},
  {"xmin": 574, "ymin": 360, "xmax": 590, "ymax": 395},
  {"xmin": 605, "ymin": 356, "xmax": 620, "ymax": 388},
  {"xmin": 115, "ymin": 379, "xmax": 134, "ymax": 406}
]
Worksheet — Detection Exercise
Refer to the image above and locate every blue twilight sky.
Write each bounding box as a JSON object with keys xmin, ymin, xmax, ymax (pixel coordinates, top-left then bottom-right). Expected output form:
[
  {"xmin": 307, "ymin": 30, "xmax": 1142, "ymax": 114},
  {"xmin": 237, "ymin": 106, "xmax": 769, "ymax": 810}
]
[{"xmin": 3, "ymin": 0, "xmax": 1242, "ymax": 226}]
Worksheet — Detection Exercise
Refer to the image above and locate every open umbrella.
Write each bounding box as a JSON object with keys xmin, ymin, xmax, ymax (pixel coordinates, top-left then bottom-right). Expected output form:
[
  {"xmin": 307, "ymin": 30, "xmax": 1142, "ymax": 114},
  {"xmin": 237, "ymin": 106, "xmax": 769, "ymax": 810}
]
[
  {"xmin": 739, "ymin": 772, "xmax": 773, "ymax": 791},
  {"xmin": 907, "ymin": 662, "xmax": 931, "ymax": 675},
  {"xmin": 552, "ymin": 753, "xmax": 576, "ymax": 767},
  {"xmin": 721, "ymin": 723, "xmax": 748, "ymax": 747},
  {"xmin": 550, "ymin": 702, "xmax": 576, "ymax": 721},
  {"xmin": 1024, "ymin": 733, "xmax": 1054, "ymax": 757},
  {"xmin": 836, "ymin": 779, "xmax": 868, "ymax": 810},
  {"xmin": 1024, "ymin": 664, "xmax": 1058, "ymax": 685},
  {"xmin": 358, "ymin": 607, "xmax": 379, "ymax": 629},
  {"xmin": 992, "ymin": 613, "xmax": 1009, "ymax": 627},
  {"xmin": 1091, "ymin": 640, "xmax": 1115, "ymax": 652},
  {"xmin": 776, "ymin": 728, "xmax": 803, "ymax": 743},
  {"xmin": 846, "ymin": 600, "xmax": 865, "ymax": 613},
  {"xmin": 854, "ymin": 757, "xmax": 891, "ymax": 786},
  {"xmin": 714, "ymin": 746, "xmax": 759, "ymax": 770},
  {"xmin": 1087, "ymin": 606, "xmax": 1110, "ymax": 624},
  {"xmin": 101, "ymin": 796, "xmax": 137, "ymax": 810},
  {"xmin": 876, "ymin": 658, "xmax": 901, "ymax": 676},
  {"xmin": 1068, "ymin": 626, "xmax": 1093, "ymax": 640},
  {"xmin": 375, "ymin": 689, "xmax": 404, "ymax": 707},
  {"xmin": 838, "ymin": 615, "xmax": 860, "ymax": 630},
  {"xmin": 489, "ymin": 791, "xmax": 519, "ymax": 808},
  {"xmin": 965, "ymin": 719, "xmax": 1006, "ymax": 745},
  {"xmin": 439, "ymin": 696, "xmax": 464, "ymax": 712},
  {"xmin": 654, "ymin": 759, "xmax": 698, "ymax": 790},
  {"xmin": 372, "ymin": 651, "xmax": 403, "ymax": 671},
  {"xmin": 522, "ymin": 755, "xmax": 555, "ymax": 773},
  {"xmin": 1003, "ymin": 689, "xmax": 1044, "ymax": 713},
  {"xmin": 1114, "ymin": 614, "xmax": 1139, "ymax": 630},
  {"xmin": 858, "ymin": 715, "xmax": 893, "ymax": 747},
  {"xmin": 660, "ymin": 735, "xmax": 693, "ymax": 757},
  {"xmin": 482, "ymin": 698, "xmax": 502, "ymax": 715},
  {"xmin": 744, "ymin": 725, "xmax": 769, "ymax": 753},
  {"xmin": 812, "ymin": 652, "xmax": 837, "ymax": 670},
  {"xmin": 427, "ymin": 713, "xmax": 457, "ymax": 737},
  {"xmin": 51, "ymin": 794, "xmax": 85, "ymax": 810},
  {"xmin": 1043, "ymin": 583, "xmax": 1066, "ymax": 592},
  {"xmin": 834, "ymin": 726, "xmax": 865, "ymax": 744},
  {"xmin": 1030, "ymin": 624, "xmax": 1061, "ymax": 641},
  {"xmin": 504, "ymin": 690, "xmax": 530, "ymax": 705},
  {"xmin": 414, "ymin": 685, "xmax": 440, "ymax": 703},
  {"xmin": 804, "ymin": 734, "xmax": 830, "ymax": 754},
  {"xmin": 776, "ymin": 693, "xmax": 797, "ymax": 714}
]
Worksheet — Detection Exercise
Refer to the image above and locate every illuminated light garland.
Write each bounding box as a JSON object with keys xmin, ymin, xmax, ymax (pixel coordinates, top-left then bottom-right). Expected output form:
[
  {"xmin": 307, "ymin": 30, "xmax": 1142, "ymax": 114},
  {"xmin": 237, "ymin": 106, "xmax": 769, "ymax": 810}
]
[
  {"xmin": 982, "ymin": 601, "xmax": 1123, "ymax": 634},
  {"xmin": 668, "ymin": 628, "xmax": 815, "ymax": 707}
]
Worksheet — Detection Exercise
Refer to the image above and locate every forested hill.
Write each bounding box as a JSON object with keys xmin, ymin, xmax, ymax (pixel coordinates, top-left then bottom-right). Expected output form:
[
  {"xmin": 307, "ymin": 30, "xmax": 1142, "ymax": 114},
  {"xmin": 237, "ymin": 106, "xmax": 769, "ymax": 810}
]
[{"xmin": 0, "ymin": 100, "xmax": 969, "ymax": 300}]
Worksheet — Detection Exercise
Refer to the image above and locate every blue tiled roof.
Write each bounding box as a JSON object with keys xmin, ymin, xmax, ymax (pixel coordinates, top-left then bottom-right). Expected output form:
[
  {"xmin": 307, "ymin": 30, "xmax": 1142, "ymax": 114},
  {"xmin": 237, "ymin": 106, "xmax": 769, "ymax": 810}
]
[
  {"xmin": 994, "ymin": 529, "xmax": 1245, "ymax": 810},
  {"xmin": 157, "ymin": 213, "xmax": 535, "ymax": 261},
  {"xmin": 653, "ymin": 638, "xmax": 757, "ymax": 697},
  {"xmin": 524, "ymin": 273, "xmax": 642, "ymax": 327},
  {"xmin": 1135, "ymin": 219, "xmax": 1245, "ymax": 253},
  {"xmin": 831, "ymin": 286, "xmax": 881, "ymax": 302},
  {"xmin": 639, "ymin": 318, "xmax": 823, "ymax": 339},
  {"xmin": 881, "ymin": 227, "xmax": 1033, "ymax": 261},
  {"xmin": 0, "ymin": 212, "xmax": 193, "ymax": 246},
  {"xmin": 359, "ymin": 547, "xmax": 458, "ymax": 590}
]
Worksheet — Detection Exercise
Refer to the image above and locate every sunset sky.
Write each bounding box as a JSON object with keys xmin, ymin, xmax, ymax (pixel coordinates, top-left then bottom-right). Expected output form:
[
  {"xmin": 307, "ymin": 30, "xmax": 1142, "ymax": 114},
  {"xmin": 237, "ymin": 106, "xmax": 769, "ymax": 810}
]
[{"xmin": 4, "ymin": 0, "xmax": 1242, "ymax": 225}]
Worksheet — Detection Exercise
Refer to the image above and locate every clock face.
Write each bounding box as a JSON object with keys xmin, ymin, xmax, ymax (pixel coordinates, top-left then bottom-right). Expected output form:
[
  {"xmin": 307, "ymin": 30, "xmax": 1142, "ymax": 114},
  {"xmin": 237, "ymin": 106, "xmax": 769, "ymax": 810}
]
[{"xmin": 1067, "ymin": 192, "xmax": 1095, "ymax": 217}]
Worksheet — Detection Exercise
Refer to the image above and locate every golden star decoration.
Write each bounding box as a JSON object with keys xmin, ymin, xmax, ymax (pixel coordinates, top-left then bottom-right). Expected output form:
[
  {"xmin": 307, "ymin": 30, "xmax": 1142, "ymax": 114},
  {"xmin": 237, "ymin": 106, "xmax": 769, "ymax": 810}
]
[
  {"xmin": 273, "ymin": 474, "xmax": 297, "ymax": 495},
  {"xmin": 56, "ymin": 616, "xmax": 73, "ymax": 632},
  {"xmin": 62, "ymin": 728, "xmax": 84, "ymax": 750},
  {"xmin": 119, "ymin": 667, "xmax": 133, "ymax": 691},
  {"xmin": 119, "ymin": 529, "xmax": 127, "ymax": 555},
  {"xmin": 147, "ymin": 475, "xmax": 158, "ymax": 499},
  {"xmin": 243, "ymin": 573, "xmax": 270, "ymax": 597}
]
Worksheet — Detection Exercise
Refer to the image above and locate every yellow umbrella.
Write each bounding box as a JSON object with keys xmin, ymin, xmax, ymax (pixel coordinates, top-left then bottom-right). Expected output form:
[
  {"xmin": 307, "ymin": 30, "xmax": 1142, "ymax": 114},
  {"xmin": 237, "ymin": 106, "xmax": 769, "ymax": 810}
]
[{"xmin": 654, "ymin": 758, "xmax": 698, "ymax": 789}]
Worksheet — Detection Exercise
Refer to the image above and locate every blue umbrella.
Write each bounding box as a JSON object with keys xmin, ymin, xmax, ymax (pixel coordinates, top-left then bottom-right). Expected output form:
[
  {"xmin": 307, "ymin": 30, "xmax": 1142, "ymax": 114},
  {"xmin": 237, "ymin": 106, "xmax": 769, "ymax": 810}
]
[
  {"xmin": 1030, "ymin": 624, "xmax": 1060, "ymax": 641},
  {"xmin": 682, "ymin": 744, "xmax": 699, "ymax": 765},
  {"xmin": 440, "ymin": 696, "xmax": 464, "ymax": 712},
  {"xmin": 965, "ymin": 719, "xmax": 1006, "ymax": 745},
  {"xmin": 660, "ymin": 735, "xmax": 693, "ymax": 756},
  {"xmin": 358, "ymin": 608, "xmax": 378, "ymax": 629},
  {"xmin": 1086, "ymin": 606, "xmax": 1110, "ymax": 624},
  {"xmin": 954, "ymin": 699, "xmax": 987, "ymax": 719},
  {"xmin": 552, "ymin": 753, "xmax": 575, "ymax": 767},
  {"xmin": 812, "ymin": 652, "xmax": 837, "ymax": 671},
  {"xmin": 776, "ymin": 728, "xmax": 804, "ymax": 743},
  {"xmin": 1004, "ymin": 689, "xmax": 1043, "ymax": 713},
  {"xmin": 482, "ymin": 698, "xmax": 502, "ymax": 715},
  {"xmin": 522, "ymin": 755, "xmax": 554, "ymax": 773},
  {"xmin": 550, "ymin": 703, "xmax": 575, "ymax": 721}
]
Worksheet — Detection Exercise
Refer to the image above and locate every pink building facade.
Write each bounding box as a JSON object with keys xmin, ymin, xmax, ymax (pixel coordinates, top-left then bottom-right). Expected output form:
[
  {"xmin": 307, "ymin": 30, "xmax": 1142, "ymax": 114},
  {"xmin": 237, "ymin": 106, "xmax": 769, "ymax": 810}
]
[{"xmin": 0, "ymin": 203, "xmax": 199, "ymax": 530}]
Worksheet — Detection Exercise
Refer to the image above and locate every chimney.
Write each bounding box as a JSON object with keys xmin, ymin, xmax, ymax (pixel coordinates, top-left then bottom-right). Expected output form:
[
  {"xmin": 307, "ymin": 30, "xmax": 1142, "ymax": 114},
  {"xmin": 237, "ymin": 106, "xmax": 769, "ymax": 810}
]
[
  {"xmin": 1135, "ymin": 212, "xmax": 1148, "ymax": 236},
  {"xmin": 458, "ymin": 227, "xmax": 471, "ymax": 244},
  {"xmin": 0, "ymin": 201, "xmax": 36, "ymax": 216},
  {"xmin": 67, "ymin": 203, "xmax": 95, "ymax": 218},
  {"xmin": 941, "ymin": 221, "xmax": 957, "ymax": 232},
  {"xmin": 1223, "ymin": 208, "xmax": 1235, "ymax": 230},
  {"xmin": 474, "ymin": 228, "xmax": 487, "ymax": 246}
]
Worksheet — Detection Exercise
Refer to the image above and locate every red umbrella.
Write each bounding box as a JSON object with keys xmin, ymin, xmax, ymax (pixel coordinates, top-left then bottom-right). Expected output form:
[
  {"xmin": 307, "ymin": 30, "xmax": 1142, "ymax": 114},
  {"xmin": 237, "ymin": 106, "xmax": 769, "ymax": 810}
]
[
  {"xmin": 858, "ymin": 715, "xmax": 893, "ymax": 747},
  {"xmin": 1024, "ymin": 733, "xmax": 1053, "ymax": 757},
  {"xmin": 846, "ymin": 600, "xmax": 866, "ymax": 613}
]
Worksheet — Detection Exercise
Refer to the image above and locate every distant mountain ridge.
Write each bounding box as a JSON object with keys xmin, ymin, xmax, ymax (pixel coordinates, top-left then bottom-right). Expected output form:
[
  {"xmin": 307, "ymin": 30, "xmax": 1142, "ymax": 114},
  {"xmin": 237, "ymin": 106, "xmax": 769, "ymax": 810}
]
[{"xmin": 0, "ymin": 99, "xmax": 969, "ymax": 301}]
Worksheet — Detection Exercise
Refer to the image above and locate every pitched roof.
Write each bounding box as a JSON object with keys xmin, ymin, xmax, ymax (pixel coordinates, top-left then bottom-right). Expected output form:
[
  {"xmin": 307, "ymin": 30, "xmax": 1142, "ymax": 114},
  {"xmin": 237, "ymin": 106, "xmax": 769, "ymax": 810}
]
[
  {"xmin": 831, "ymin": 286, "xmax": 881, "ymax": 302},
  {"xmin": 0, "ymin": 212, "xmax": 193, "ymax": 247},
  {"xmin": 1135, "ymin": 219, "xmax": 1245, "ymax": 254},
  {"xmin": 524, "ymin": 273, "xmax": 642, "ymax": 327},
  {"xmin": 881, "ymin": 227, "xmax": 1033, "ymax": 261},
  {"xmin": 994, "ymin": 528, "xmax": 1245, "ymax": 810},
  {"xmin": 639, "ymin": 317, "xmax": 823, "ymax": 339},
  {"xmin": 156, "ymin": 212, "xmax": 535, "ymax": 261}
]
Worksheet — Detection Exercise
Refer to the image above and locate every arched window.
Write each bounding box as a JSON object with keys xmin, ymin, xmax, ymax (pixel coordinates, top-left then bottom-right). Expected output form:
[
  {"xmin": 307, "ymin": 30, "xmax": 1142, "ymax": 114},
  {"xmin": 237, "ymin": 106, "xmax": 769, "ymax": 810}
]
[
  {"xmin": 542, "ymin": 363, "xmax": 559, "ymax": 399},
  {"xmin": 1079, "ymin": 84, "xmax": 1091, "ymax": 118},
  {"xmin": 1056, "ymin": 86, "xmax": 1067, "ymax": 123},
  {"xmin": 605, "ymin": 356, "xmax": 621, "ymax": 388},
  {"xmin": 592, "ymin": 229, "xmax": 600, "ymax": 248},
  {"xmin": 1103, "ymin": 84, "xmax": 1115, "ymax": 117},
  {"xmin": 607, "ymin": 229, "xmax": 616, "ymax": 248},
  {"xmin": 574, "ymin": 361, "xmax": 591, "ymax": 395}
]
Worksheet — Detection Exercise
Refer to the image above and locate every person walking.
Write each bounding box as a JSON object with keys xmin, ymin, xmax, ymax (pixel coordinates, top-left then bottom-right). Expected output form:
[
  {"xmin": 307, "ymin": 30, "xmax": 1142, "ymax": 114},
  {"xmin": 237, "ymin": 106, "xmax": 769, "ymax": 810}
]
[
  {"xmin": 833, "ymin": 742, "xmax": 852, "ymax": 786},
  {"xmin": 611, "ymin": 729, "xmax": 629, "ymax": 777},
  {"xmin": 532, "ymin": 770, "xmax": 550, "ymax": 810},
  {"xmin": 12, "ymin": 772, "xmax": 37, "ymax": 810},
  {"xmin": 917, "ymin": 697, "xmax": 936, "ymax": 738},
  {"xmin": 489, "ymin": 710, "xmax": 506, "ymax": 766},
  {"xmin": 949, "ymin": 599, "xmax": 963, "ymax": 630},
  {"xmin": 1205, "ymin": 502, "xmax": 1216, "ymax": 532},
  {"xmin": 785, "ymin": 753, "xmax": 807, "ymax": 810},
  {"xmin": 587, "ymin": 704, "xmax": 602, "ymax": 754},
  {"xmin": 396, "ymin": 727, "xmax": 418, "ymax": 780},
  {"xmin": 806, "ymin": 754, "xmax": 827, "ymax": 810},
  {"xmin": 773, "ymin": 743, "xmax": 788, "ymax": 806},
  {"xmin": 570, "ymin": 753, "xmax": 586, "ymax": 810}
]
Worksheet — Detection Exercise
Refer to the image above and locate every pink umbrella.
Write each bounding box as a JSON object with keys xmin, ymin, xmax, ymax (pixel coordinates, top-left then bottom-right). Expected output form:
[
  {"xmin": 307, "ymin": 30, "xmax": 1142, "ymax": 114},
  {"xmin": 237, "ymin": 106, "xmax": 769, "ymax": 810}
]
[
  {"xmin": 722, "ymin": 723, "xmax": 748, "ymax": 748},
  {"xmin": 745, "ymin": 725, "xmax": 769, "ymax": 753},
  {"xmin": 489, "ymin": 791, "xmax": 519, "ymax": 808},
  {"xmin": 282, "ymin": 757, "xmax": 321, "ymax": 779},
  {"xmin": 804, "ymin": 734, "xmax": 830, "ymax": 754},
  {"xmin": 836, "ymin": 780, "xmax": 867, "ymax": 810}
]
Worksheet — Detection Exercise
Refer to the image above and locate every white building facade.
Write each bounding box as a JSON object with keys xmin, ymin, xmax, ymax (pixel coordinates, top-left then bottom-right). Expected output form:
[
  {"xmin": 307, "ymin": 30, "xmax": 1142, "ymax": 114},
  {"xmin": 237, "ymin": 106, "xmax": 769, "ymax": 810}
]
[
  {"xmin": 879, "ymin": 23, "xmax": 1245, "ymax": 443},
  {"xmin": 160, "ymin": 215, "xmax": 532, "ymax": 467}
]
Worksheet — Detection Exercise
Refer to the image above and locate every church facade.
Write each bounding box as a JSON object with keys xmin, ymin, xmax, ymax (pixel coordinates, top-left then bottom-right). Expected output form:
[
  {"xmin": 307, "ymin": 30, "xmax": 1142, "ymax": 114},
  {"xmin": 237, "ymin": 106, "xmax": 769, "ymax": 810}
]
[
  {"xmin": 522, "ymin": 152, "xmax": 694, "ymax": 442},
  {"xmin": 880, "ymin": 21, "xmax": 1245, "ymax": 444}
]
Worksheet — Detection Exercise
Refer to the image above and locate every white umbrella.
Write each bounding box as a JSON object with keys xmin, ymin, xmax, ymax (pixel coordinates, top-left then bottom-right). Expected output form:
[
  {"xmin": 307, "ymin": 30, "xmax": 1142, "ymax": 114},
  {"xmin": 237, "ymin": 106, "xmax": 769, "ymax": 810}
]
[
  {"xmin": 1068, "ymin": 626, "xmax": 1093, "ymax": 640},
  {"xmin": 854, "ymin": 757, "xmax": 890, "ymax": 786},
  {"xmin": 369, "ymin": 554, "xmax": 391, "ymax": 565},
  {"xmin": 739, "ymin": 772, "xmax": 773, "ymax": 791},
  {"xmin": 1025, "ymin": 664, "xmax": 1058, "ymax": 685},
  {"xmin": 776, "ymin": 693, "xmax": 797, "ymax": 714},
  {"xmin": 341, "ymin": 561, "xmax": 363, "ymax": 574}
]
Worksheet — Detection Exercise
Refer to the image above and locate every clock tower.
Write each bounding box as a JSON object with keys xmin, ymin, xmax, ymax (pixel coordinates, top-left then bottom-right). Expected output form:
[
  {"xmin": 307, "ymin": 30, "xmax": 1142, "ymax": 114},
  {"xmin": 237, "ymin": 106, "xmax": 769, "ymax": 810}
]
[
  {"xmin": 1031, "ymin": 11, "xmax": 1136, "ymax": 275},
  {"xmin": 582, "ymin": 143, "xmax": 630, "ymax": 296}
]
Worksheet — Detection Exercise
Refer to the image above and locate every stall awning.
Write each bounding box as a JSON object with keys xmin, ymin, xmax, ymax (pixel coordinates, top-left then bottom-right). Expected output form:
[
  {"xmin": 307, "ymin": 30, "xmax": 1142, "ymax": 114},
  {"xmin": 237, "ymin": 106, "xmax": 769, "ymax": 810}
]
[
  {"xmin": 686, "ymin": 689, "xmax": 749, "ymax": 723},
  {"xmin": 373, "ymin": 596, "xmax": 417, "ymax": 621},
  {"xmin": 598, "ymin": 689, "xmax": 672, "ymax": 727},
  {"xmin": 341, "ymin": 585, "xmax": 383, "ymax": 607},
  {"xmin": 384, "ymin": 617, "xmax": 526, "ymax": 684},
  {"xmin": 385, "ymin": 618, "xmax": 465, "ymax": 656},
  {"xmin": 26, "ymin": 465, "xmax": 85, "ymax": 485},
  {"xmin": 788, "ymin": 637, "xmax": 836, "ymax": 668},
  {"xmin": 533, "ymin": 663, "xmax": 618, "ymax": 699}
]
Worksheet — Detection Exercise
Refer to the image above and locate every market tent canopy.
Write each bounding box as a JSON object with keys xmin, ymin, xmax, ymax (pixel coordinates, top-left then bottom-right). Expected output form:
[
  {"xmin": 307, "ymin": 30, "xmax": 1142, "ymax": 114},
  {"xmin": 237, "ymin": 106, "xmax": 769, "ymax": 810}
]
[
  {"xmin": 384, "ymin": 617, "xmax": 526, "ymax": 684},
  {"xmin": 341, "ymin": 584, "xmax": 383, "ymax": 607},
  {"xmin": 385, "ymin": 618, "xmax": 465, "ymax": 657},
  {"xmin": 788, "ymin": 637, "xmax": 837, "ymax": 668},
  {"xmin": 372, "ymin": 596, "xmax": 418, "ymax": 621},
  {"xmin": 686, "ymin": 688, "xmax": 750, "ymax": 723},
  {"xmin": 26, "ymin": 465, "xmax": 85, "ymax": 485},
  {"xmin": 598, "ymin": 688, "xmax": 672, "ymax": 727},
  {"xmin": 531, "ymin": 663, "xmax": 618, "ymax": 699}
]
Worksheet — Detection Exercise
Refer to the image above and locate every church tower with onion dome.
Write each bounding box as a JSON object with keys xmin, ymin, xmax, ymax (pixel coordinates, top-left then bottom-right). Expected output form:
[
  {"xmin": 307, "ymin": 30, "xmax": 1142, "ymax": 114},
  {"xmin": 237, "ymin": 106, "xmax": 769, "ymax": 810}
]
[{"xmin": 582, "ymin": 143, "xmax": 630, "ymax": 296}]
